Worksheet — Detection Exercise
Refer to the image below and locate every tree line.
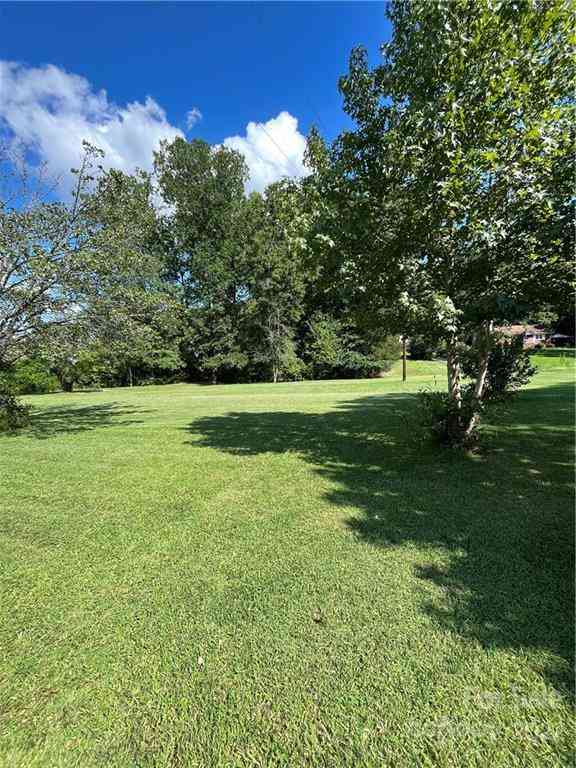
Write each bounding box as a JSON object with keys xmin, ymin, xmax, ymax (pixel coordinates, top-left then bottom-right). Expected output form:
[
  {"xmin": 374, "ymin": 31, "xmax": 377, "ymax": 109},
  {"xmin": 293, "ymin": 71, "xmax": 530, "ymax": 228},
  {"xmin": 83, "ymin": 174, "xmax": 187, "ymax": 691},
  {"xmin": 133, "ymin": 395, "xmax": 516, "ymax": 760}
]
[
  {"xmin": 1, "ymin": 135, "xmax": 405, "ymax": 392},
  {"xmin": 1, "ymin": 0, "xmax": 573, "ymax": 444}
]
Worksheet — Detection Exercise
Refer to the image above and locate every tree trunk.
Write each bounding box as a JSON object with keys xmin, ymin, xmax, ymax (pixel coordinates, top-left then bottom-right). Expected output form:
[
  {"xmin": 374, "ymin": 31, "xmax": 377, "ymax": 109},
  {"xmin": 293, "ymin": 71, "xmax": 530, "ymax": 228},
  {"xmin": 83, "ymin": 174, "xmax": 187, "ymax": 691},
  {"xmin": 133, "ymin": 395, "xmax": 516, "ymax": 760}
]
[
  {"xmin": 472, "ymin": 338, "xmax": 491, "ymax": 401},
  {"xmin": 402, "ymin": 336, "xmax": 407, "ymax": 382},
  {"xmin": 465, "ymin": 321, "xmax": 494, "ymax": 437},
  {"xmin": 128, "ymin": 366, "xmax": 133, "ymax": 388},
  {"xmin": 446, "ymin": 340, "xmax": 462, "ymax": 407}
]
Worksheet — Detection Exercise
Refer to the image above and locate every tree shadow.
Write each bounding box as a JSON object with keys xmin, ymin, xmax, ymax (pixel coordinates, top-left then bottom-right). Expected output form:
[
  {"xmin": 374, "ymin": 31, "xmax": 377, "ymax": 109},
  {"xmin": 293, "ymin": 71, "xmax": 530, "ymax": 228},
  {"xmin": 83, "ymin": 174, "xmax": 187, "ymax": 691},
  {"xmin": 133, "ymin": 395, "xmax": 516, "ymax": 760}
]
[
  {"xmin": 21, "ymin": 402, "xmax": 150, "ymax": 439},
  {"xmin": 184, "ymin": 383, "xmax": 574, "ymax": 698}
]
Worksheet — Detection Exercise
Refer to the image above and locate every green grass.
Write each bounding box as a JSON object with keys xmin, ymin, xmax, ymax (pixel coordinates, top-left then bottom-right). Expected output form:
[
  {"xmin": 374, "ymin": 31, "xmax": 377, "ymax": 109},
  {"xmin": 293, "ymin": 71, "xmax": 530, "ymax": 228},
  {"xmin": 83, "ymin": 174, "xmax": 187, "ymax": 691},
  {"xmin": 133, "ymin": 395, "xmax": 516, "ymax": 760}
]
[
  {"xmin": 0, "ymin": 360, "xmax": 574, "ymax": 767},
  {"xmin": 529, "ymin": 349, "xmax": 576, "ymax": 371}
]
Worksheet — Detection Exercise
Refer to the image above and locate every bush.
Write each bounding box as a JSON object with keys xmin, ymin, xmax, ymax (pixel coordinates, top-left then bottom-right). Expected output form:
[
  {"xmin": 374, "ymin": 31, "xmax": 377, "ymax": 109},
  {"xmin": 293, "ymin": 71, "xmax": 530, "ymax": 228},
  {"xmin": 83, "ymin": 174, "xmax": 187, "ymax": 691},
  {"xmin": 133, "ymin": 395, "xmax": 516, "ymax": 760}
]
[
  {"xmin": 416, "ymin": 385, "xmax": 483, "ymax": 449},
  {"xmin": 277, "ymin": 341, "xmax": 306, "ymax": 381},
  {"xmin": 306, "ymin": 315, "xmax": 394, "ymax": 379},
  {"xmin": 340, "ymin": 349, "xmax": 391, "ymax": 378},
  {"xmin": 0, "ymin": 379, "xmax": 31, "ymax": 432},
  {"xmin": 7, "ymin": 359, "xmax": 59, "ymax": 395},
  {"xmin": 461, "ymin": 335, "xmax": 536, "ymax": 401},
  {"xmin": 306, "ymin": 314, "xmax": 342, "ymax": 378},
  {"xmin": 372, "ymin": 335, "xmax": 403, "ymax": 362}
]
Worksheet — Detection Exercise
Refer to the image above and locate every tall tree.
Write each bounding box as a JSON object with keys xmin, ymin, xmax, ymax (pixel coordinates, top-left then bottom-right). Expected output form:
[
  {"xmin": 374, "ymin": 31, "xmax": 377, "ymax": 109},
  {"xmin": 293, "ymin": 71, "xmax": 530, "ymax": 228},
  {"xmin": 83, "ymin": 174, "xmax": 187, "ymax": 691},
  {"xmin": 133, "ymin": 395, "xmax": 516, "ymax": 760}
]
[
  {"xmin": 154, "ymin": 138, "xmax": 250, "ymax": 382},
  {"xmin": 310, "ymin": 0, "xmax": 574, "ymax": 439},
  {"xmin": 244, "ymin": 181, "xmax": 309, "ymax": 382},
  {"xmin": 37, "ymin": 164, "xmax": 182, "ymax": 390},
  {"xmin": 0, "ymin": 142, "xmax": 104, "ymax": 365},
  {"xmin": 0, "ymin": 144, "xmax": 178, "ymax": 371}
]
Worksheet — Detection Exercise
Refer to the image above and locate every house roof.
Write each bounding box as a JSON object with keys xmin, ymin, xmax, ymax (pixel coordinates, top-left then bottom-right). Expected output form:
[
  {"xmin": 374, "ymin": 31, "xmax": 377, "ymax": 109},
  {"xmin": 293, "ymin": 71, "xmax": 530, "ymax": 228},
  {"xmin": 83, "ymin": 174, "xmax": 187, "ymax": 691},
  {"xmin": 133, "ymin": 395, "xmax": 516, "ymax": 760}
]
[{"xmin": 495, "ymin": 324, "xmax": 547, "ymax": 336}]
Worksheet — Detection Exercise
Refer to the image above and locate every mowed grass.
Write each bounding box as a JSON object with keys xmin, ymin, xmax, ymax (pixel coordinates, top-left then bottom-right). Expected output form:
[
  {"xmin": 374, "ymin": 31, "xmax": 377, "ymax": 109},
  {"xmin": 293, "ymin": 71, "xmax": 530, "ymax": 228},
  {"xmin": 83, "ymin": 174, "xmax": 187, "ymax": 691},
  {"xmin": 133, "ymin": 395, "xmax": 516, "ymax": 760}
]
[{"xmin": 0, "ymin": 358, "xmax": 574, "ymax": 767}]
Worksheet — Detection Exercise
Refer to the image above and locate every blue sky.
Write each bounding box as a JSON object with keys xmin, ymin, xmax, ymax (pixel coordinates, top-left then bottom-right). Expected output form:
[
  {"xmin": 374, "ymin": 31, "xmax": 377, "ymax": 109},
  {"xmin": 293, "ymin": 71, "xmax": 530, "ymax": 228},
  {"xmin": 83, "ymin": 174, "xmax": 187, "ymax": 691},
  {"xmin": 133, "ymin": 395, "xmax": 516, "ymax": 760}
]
[{"xmin": 0, "ymin": 2, "xmax": 391, "ymax": 193}]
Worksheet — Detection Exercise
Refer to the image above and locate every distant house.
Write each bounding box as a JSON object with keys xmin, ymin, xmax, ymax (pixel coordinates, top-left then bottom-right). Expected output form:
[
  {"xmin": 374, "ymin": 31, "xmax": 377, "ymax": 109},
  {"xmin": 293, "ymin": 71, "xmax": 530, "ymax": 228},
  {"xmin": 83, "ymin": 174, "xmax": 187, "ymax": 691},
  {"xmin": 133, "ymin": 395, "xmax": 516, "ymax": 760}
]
[{"xmin": 495, "ymin": 324, "xmax": 548, "ymax": 349}]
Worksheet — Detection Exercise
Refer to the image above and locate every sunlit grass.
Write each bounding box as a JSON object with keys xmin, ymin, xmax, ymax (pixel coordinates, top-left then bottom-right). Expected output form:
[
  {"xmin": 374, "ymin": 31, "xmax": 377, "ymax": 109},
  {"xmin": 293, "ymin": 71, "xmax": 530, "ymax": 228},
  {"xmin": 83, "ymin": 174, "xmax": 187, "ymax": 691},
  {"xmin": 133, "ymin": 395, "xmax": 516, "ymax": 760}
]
[{"xmin": 0, "ymin": 360, "xmax": 573, "ymax": 767}]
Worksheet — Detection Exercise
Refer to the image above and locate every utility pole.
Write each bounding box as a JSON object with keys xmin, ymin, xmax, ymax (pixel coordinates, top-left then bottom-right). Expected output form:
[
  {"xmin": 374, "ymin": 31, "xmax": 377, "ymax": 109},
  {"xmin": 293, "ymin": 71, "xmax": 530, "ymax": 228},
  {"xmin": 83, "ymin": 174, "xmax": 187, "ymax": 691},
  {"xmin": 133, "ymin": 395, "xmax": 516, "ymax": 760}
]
[{"xmin": 402, "ymin": 336, "xmax": 407, "ymax": 382}]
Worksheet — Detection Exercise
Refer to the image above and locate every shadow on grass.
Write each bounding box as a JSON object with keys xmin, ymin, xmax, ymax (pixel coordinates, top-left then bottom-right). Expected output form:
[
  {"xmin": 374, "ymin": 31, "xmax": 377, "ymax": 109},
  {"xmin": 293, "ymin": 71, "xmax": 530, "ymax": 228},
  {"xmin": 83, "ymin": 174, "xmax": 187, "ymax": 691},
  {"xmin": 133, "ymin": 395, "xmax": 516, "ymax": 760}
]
[
  {"xmin": 185, "ymin": 383, "xmax": 575, "ymax": 697},
  {"xmin": 22, "ymin": 402, "xmax": 150, "ymax": 439}
]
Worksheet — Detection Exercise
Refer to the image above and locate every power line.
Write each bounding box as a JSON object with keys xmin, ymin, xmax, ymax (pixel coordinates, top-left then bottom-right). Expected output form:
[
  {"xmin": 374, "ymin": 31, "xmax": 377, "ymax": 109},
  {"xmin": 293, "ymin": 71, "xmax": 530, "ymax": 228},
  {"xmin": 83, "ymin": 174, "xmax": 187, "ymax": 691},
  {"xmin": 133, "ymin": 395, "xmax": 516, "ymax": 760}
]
[{"xmin": 259, "ymin": 123, "xmax": 293, "ymax": 166}]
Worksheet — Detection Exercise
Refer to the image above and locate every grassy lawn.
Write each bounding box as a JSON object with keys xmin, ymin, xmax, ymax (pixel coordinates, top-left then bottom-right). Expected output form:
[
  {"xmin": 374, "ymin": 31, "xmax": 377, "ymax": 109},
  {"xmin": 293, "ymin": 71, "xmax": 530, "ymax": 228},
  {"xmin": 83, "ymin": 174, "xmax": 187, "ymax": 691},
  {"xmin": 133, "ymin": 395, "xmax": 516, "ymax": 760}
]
[{"xmin": 1, "ymin": 358, "xmax": 574, "ymax": 767}]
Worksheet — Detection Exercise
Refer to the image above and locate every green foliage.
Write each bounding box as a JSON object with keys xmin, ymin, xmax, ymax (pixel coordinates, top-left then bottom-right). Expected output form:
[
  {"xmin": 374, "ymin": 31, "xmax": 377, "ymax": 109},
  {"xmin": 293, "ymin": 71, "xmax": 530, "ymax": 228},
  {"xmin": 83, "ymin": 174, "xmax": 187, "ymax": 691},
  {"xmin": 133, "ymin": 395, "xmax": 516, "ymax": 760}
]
[
  {"xmin": 154, "ymin": 145, "xmax": 318, "ymax": 384},
  {"xmin": 305, "ymin": 0, "xmax": 574, "ymax": 437},
  {"xmin": 6, "ymin": 0, "xmax": 571, "ymax": 405},
  {"xmin": 461, "ymin": 335, "xmax": 537, "ymax": 401},
  {"xmin": 306, "ymin": 314, "xmax": 342, "ymax": 378},
  {"xmin": 154, "ymin": 139, "xmax": 249, "ymax": 316},
  {"xmin": 306, "ymin": 314, "xmax": 392, "ymax": 379},
  {"xmin": 523, "ymin": 306, "xmax": 560, "ymax": 333},
  {"xmin": 277, "ymin": 339, "xmax": 306, "ymax": 381},
  {"xmin": 371, "ymin": 335, "xmax": 402, "ymax": 363},
  {"xmin": 0, "ymin": 377, "xmax": 30, "ymax": 432},
  {"xmin": 5, "ymin": 359, "xmax": 59, "ymax": 395},
  {"xmin": 154, "ymin": 138, "xmax": 250, "ymax": 383},
  {"xmin": 409, "ymin": 336, "xmax": 445, "ymax": 361},
  {"xmin": 182, "ymin": 309, "xmax": 247, "ymax": 383},
  {"xmin": 47, "ymin": 347, "xmax": 107, "ymax": 392},
  {"xmin": 1, "ymin": 145, "xmax": 169, "ymax": 367},
  {"xmin": 1, "ymin": 143, "xmax": 182, "ymax": 397},
  {"xmin": 251, "ymin": 334, "xmax": 305, "ymax": 383},
  {"xmin": 343, "ymin": 349, "xmax": 392, "ymax": 378},
  {"xmin": 416, "ymin": 385, "xmax": 483, "ymax": 449},
  {"xmin": 201, "ymin": 349, "xmax": 250, "ymax": 384},
  {"xmin": 241, "ymin": 182, "xmax": 310, "ymax": 382}
]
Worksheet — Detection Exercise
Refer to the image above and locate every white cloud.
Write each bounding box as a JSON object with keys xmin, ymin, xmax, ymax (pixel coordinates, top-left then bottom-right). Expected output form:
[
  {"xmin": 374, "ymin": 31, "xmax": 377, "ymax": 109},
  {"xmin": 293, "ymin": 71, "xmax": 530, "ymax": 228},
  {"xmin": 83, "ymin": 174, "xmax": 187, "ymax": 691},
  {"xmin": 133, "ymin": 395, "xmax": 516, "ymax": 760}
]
[
  {"xmin": 223, "ymin": 111, "xmax": 308, "ymax": 193},
  {"xmin": 0, "ymin": 62, "xmax": 308, "ymax": 196},
  {"xmin": 186, "ymin": 107, "xmax": 202, "ymax": 129},
  {"xmin": 0, "ymin": 61, "xmax": 184, "ymax": 192}
]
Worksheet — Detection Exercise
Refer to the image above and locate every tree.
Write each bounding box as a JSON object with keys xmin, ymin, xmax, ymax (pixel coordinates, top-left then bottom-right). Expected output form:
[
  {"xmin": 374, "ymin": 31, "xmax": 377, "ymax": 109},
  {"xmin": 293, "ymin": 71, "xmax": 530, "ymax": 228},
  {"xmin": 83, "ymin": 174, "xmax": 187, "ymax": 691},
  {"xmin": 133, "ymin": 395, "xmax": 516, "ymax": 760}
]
[
  {"xmin": 43, "ymin": 298, "xmax": 183, "ymax": 391},
  {"xmin": 243, "ymin": 182, "xmax": 309, "ymax": 382},
  {"xmin": 306, "ymin": 314, "xmax": 346, "ymax": 379},
  {"xmin": 154, "ymin": 138, "xmax": 251, "ymax": 382},
  {"xmin": 1, "ymin": 145, "xmax": 182, "ymax": 401},
  {"xmin": 1, "ymin": 144, "xmax": 177, "ymax": 363},
  {"xmin": 310, "ymin": 0, "xmax": 574, "ymax": 442},
  {"xmin": 461, "ymin": 333, "xmax": 537, "ymax": 402},
  {"xmin": 44, "ymin": 341, "xmax": 108, "ymax": 392},
  {"xmin": 0, "ymin": 142, "xmax": 103, "ymax": 365},
  {"xmin": 305, "ymin": 313, "xmax": 397, "ymax": 380}
]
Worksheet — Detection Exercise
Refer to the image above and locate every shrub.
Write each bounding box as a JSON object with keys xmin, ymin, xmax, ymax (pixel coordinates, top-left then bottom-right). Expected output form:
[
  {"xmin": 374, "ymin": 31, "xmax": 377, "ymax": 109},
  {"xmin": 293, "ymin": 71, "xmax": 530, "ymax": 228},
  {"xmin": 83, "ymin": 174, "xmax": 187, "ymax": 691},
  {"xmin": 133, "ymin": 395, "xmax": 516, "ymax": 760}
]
[
  {"xmin": 0, "ymin": 379, "xmax": 31, "ymax": 432},
  {"xmin": 277, "ymin": 341, "xmax": 306, "ymax": 381},
  {"xmin": 372, "ymin": 335, "xmax": 403, "ymax": 362},
  {"xmin": 461, "ymin": 334, "xmax": 536, "ymax": 401},
  {"xmin": 52, "ymin": 349, "xmax": 109, "ymax": 392},
  {"xmin": 202, "ymin": 351, "xmax": 249, "ymax": 383},
  {"xmin": 7, "ymin": 359, "xmax": 59, "ymax": 395},
  {"xmin": 306, "ymin": 315, "xmax": 394, "ymax": 379},
  {"xmin": 416, "ymin": 385, "xmax": 483, "ymax": 449},
  {"xmin": 341, "ymin": 349, "xmax": 391, "ymax": 378}
]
